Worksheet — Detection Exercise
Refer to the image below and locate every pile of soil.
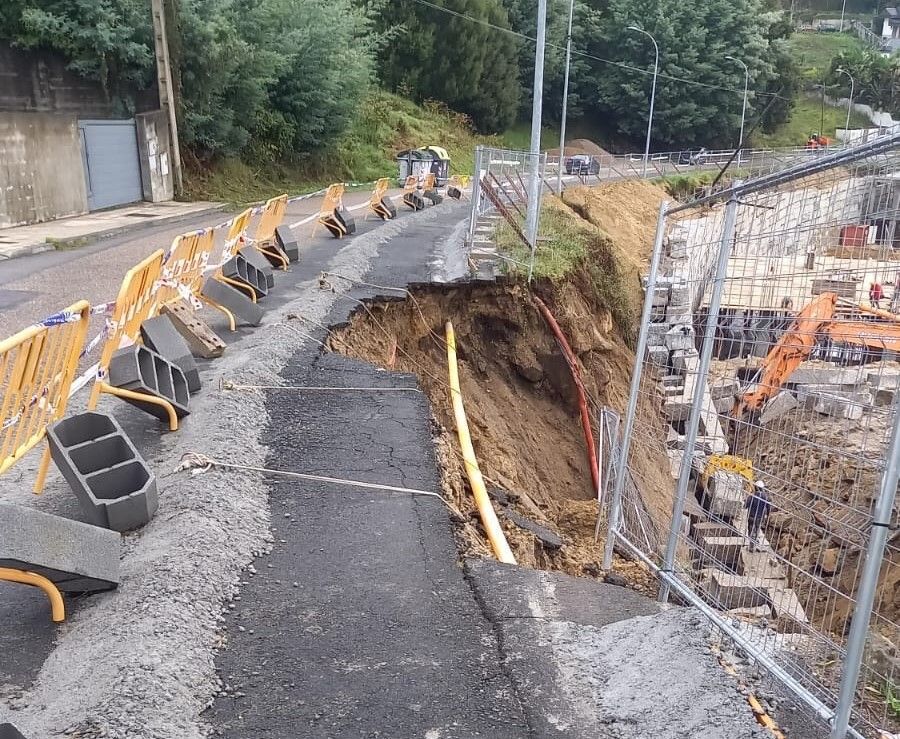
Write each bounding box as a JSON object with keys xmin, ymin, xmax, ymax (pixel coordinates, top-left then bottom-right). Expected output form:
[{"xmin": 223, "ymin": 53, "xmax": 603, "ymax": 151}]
[
  {"xmin": 330, "ymin": 278, "xmax": 669, "ymax": 590},
  {"xmin": 561, "ymin": 181, "xmax": 670, "ymax": 271},
  {"xmin": 547, "ymin": 138, "xmax": 610, "ymax": 158}
]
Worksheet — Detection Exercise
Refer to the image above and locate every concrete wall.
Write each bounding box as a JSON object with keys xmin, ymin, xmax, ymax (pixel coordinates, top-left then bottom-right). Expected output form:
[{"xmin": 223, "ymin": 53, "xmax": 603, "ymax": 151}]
[
  {"xmin": 135, "ymin": 111, "xmax": 174, "ymax": 203},
  {"xmin": 0, "ymin": 112, "xmax": 88, "ymax": 228}
]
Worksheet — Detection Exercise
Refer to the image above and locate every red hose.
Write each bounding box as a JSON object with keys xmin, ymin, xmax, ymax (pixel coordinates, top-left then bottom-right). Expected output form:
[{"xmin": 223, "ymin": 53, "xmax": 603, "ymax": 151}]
[{"xmin": 532, "ymin": 296, "xmax": 600, "ymax": 493}]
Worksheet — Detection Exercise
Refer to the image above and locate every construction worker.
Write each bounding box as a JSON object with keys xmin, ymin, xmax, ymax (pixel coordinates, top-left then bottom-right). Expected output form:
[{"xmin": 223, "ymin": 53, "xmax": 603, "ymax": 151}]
[
  {"xmin": 870, "ymin": 281, "xmax": 884, "ymax": 309},
  {"xmin": 745, "ymin": 480, "xmax": 772, "ymax": 552}
]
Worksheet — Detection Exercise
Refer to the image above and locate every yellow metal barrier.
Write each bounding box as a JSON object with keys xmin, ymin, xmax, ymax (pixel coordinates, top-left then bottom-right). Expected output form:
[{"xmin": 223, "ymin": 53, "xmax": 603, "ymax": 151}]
[
  {"xmin": 0, "ymin": 567, "xmax": 65, "ymax": 622},
  {"xmin": 253, "ymin": 194, "xmax": 289, "ymax": 270},
  {"xmin": 158, "ymin": 228, "xmax": 216, "ymax": 308},
  {"xmin": 448, "ymin": 174, "xmax": 470, "ymax": 189},
  {"xmin": 207, "ymin": 207, "xmax": 261, "ymax": 323},
  {"xmin": 87, "ymin": 250, "xmax": 180, "ymax": 430},
  {"xmin": 423, "ymin": 172, "xmax": 436, "ymax": 191},
  {"xmin": 0, "ymin": 300, "xmax": 90, "ymax": 490},
  {"xmin": 367, "ymin": 178, "xmax": 393, "ymax": 221},
  {"xmin": 445, "ymin": 320, "xmax": 516, "ymax": 564},
  {"xmin": 314, "ymin": 183, "xmax": 349, "ymax": 238},
  {"xmin": 402, "ymin": 175, "xmax": 418, "ymax": 193}
]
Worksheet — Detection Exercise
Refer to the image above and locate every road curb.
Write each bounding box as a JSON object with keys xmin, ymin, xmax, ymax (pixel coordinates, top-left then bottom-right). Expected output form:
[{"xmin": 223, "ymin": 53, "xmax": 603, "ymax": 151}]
[{"xmin": 0, "ymin": 204, "xmax": 231, "ymax": 262}]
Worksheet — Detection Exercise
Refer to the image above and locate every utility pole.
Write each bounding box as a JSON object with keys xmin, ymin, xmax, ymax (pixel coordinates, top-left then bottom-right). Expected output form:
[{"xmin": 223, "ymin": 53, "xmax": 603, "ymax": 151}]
[
  {"xmin": 525, "ymin": 0, "xmax": 548, "ymax": 282},
  {"xmin": 555, "ymin": 0, "xmax": 576, "ymax": 195},
  {"xmin": 627, "ymin": 26, "xmax": 659, "ymax": 178},
  {"xmin": 151, "ymin": 0, "xmax": 183, "ymax": 195}
]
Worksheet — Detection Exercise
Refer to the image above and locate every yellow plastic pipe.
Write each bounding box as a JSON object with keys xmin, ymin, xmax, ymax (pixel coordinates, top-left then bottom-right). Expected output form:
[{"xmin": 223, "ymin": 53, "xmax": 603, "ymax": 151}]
[{"xmin": 445, "ymin": 321, "xmax": 517, "ymax": 565}]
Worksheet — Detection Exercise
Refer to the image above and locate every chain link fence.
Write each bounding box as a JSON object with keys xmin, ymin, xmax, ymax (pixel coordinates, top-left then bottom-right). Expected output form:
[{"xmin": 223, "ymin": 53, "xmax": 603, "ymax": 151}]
[{"xmin": 606, "ymin": 134, "xmax": 900, "ymax": 739}]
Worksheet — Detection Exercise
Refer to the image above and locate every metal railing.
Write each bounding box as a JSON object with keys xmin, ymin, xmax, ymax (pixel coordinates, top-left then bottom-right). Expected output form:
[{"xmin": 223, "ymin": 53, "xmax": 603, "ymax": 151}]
[{"xmin": 605, "ymin": 132, "xmax": 900, "ymax": 739}]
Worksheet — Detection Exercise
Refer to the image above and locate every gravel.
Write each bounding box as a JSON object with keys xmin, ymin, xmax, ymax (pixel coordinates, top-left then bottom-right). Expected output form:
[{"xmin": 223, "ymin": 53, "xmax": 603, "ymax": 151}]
[{"xmin": 0, "ymin": 207, "xmax": 444, "ymax": 738}]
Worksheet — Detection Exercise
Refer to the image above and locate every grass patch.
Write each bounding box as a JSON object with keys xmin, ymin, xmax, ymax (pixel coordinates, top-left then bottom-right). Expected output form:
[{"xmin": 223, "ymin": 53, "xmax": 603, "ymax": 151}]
[
  {"xmin": 788, "ymin": 31, "xmax": 867, "ymax": 83},
  {"xmin": 185, "ymin": 90, "xmax": 489, "ymax": 204},
  {"xmin": 753, "ymin": 96, "xmax": 871, "ymax": 148},
  {"xmin": 45, "ymin": 236, "xmax": 91, "ymax": 251},
  {"xmin": 494, "ymin": 201, "xmax": 636, "ymax": 335}
]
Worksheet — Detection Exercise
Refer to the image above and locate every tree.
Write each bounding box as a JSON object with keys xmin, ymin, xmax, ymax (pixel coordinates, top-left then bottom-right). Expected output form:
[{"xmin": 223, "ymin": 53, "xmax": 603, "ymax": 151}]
[{"xmin": 376, "ymin": 0, "xmax": 521, "ymax": 132}]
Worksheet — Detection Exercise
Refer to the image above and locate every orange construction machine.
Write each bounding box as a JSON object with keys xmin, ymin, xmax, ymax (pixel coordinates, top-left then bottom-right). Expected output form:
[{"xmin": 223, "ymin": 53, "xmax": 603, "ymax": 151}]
[{"xmin": 732, "ymin": 292, "xmax": 900, "ymax": 417}]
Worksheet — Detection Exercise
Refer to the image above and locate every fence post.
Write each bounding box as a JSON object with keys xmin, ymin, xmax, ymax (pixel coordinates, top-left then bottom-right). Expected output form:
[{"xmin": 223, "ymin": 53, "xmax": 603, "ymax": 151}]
[
  {"xmin": 829, "ymin": 398, "xmax": 900, "ymax": 739},
  {"xmin": 602, "ymin": 200, "xmax": 668, "ymax": 570},
  {"xmin": 468, "ymin": 146, "xmax": 483, "ymax": 245},
  {"xmin": 658, "ymin": 193, "xmax": 739, "ymax": 603}
]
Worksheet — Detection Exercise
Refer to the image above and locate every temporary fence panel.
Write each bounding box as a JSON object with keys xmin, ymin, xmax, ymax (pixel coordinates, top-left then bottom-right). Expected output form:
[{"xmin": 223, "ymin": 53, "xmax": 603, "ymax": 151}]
[
  {"xmin": 252, "ymin": 194, "xmax": 289, "ymax": 269},
  {"xmin": 210, "ymin": 207, "xmax": 261, "ymax": 307},
  {"xmin": 0, "ymin": 300, "xmax": 90, "ymax": 490},
  {"xmin": 606, "ymin": 134, "xmax": 900, "ymax": 739},
  {"xmin": 87, "ymin": 249, "xmax": 180, "ymax": 429}
]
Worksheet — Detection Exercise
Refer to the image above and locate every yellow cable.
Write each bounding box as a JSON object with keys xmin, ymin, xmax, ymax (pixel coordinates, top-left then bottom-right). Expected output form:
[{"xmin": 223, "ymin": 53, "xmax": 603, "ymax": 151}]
[{"xmin": 445, "ymin": 321, "xmax": 516, "ymax": 565}]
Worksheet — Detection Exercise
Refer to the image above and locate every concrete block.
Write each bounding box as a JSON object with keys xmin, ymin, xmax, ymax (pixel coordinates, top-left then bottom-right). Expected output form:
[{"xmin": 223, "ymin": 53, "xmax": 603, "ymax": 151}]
[
  {"xmin": 221, "ymin": 251, "xmax": 269, "ymax": 299},
  {"xmin": 814, "ymin": 391, "xmax": 871, "ymax": 420},
  {"xmin": 692, "ymin": 521, "xmax": 738, "ymax": 539},
  {"xmin": 672, "ymin": 348, "xmax": 699, "ymax": 375},
  {"xmin": 334, "ymin": 208, "xmax": 356, "ymax": 234},
  {"xmin": 201, "ymin": 277, "xmax": 264, "ymax": 327},
  {"xmin": 107, "ymin": 345, "xmax": 190, "ymax": 422},
  {"xmin": 141, "ymin": 314, "xmax": 201, "ymax": 394},
  {"xmin": 646, "ymin": 322, "xmax": 670, "ymax": 342},
  {"xmin": 788, "ymin": 366, "xmax": 862, "ymax": 386},
  {"xmin": 424, "ymin": 188, "xmax": 443, "ymax": 205},
  {"xmin": 664, "ymin": 398, "xmax": 692, "ymax": 422},
  {"xmin": 713, "ymin": 396, "xmax": 733, "ymax": 414},
  {"xmin": 47, "ymin": 412, "xmax": 158, "ymax": 532},
  {"xmin": 669, "ymin": 283, "xmax": 690, "ymax": 307},
  {"xmin": 767, "ymin": 587, "xmax": 809, "ymax": 631},
  {"xmin": 759, "ymin": 391, "xmax": 798, "ymax": 426},
  {"xmin": 275, "ymin": 224, "xmax": 300, "ymax": 262},
  {"xmin": 695, "ymin": 434, "xmax": 730, "ymax": 455},
  {"xmin": 710, "ymin": 379, "xmax": 739, "ymax": 400},
  {"xmin": 707, "ymin": 472, "xmax": 745, "ymax": 519},
  {"xmin": 701, "ymin": 570, "xmax": 768, "ymax": 611},
  {"xmin": 646, "ymin": 345, "xmax": 669, "ymax": 368},
  {"xmin": 0, "ymin": 724, "xmax": 27, "ymax": 739},
  {"xmin": 650, "ymin": 286, "xmax": 670, "ymax": 307},
  {"xmin": 240, "ymin": 246, "xmax": 276, "ymax": 288},
  {"xmin": 0, "ymin": 502, "xmax": 119, "ymax": 592},
  {"xmin": 160, "ymin": 300, "xmax": 226, "ymax": 359},
  {"xmin": 660, "ymin": 374, "xmax": 682, "ymax": 388},
  {"xmin": 665, "ymin": 326, "xmax": 695, "ymax": 352},
  {"xmin": 795, "ymin": 383, "xmax": 856, "ymax": 409},
  {"xmin": 867, "ymin": 371, "xmax": 900, "ymax": 390},
  {"xmin": 403, "ymin": 192, "xmax": 426, "ymax": 211},
  {"xmin": 697, "ymin": 536, "xmax": 745, "ymax": 570}
]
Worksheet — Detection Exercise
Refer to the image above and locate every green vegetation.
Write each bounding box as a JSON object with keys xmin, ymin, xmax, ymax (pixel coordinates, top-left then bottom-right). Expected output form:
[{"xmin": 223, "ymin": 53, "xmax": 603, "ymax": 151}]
[
  {"xmin": 753, "ymin": 95, "xmax": 871, "ymax": 147},
  {"xmin": 656, "ymin": 172, "xmax": 720, "ymax": 199},
  {"xmin": 788, "ymin": 31, "xmax": 867, "ymax": 82},
  {"xmin": 501, "ymin": 123, "xmax": 561, "ymax": 151},
  {"xmin": 185, "ymin": 91, "xmax": 487, "ymax": 203}
]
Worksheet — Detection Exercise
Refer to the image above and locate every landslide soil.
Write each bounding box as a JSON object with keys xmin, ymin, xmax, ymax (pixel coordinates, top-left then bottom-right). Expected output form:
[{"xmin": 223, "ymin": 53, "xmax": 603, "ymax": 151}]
[{"xmin": 330, "ymin": 282, "xmax": 663, "ymax": 586}]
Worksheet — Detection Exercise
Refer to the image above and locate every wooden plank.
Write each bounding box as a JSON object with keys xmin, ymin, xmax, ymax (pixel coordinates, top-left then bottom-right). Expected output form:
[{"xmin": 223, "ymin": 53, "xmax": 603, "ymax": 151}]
[{"xmin": 161, "ymin": 300, "xmax": 226, "ymax": 359}]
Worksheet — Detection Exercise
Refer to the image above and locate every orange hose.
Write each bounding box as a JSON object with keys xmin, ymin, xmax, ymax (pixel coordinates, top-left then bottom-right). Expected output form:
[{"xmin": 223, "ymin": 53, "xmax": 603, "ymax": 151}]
[{"xmin": 532, "ymin": 296, "xmax": 600, "ymax": 492}]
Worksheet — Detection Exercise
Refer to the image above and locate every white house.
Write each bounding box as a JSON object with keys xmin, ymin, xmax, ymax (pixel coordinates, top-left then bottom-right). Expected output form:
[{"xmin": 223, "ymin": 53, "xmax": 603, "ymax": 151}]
[{"xmin": 879, "ymin": 8, "xmax": 900, "ymax": 52}]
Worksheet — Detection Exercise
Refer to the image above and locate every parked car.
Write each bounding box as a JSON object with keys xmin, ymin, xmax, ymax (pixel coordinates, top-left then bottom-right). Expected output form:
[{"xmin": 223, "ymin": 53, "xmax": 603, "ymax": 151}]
[
  {"xmin": 677, "ymin": 148, "xmax": 710, "ymax": 165},
  {"xmin": 565, "ymin": 155, "xmax": 601, "ymax": 175}
]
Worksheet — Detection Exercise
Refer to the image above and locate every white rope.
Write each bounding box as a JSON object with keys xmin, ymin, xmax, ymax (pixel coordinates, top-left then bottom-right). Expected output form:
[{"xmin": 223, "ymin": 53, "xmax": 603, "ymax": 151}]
[{"xmin": 174, "ymin": 452, "xmax": 447, "ymax": 505}]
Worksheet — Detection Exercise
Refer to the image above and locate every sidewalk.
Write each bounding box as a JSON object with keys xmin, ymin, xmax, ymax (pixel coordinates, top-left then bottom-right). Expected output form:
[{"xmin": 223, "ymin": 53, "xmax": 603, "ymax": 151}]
[{"xmin": 0, "ymin": 200, "xmax": 227, "ymax": 260}]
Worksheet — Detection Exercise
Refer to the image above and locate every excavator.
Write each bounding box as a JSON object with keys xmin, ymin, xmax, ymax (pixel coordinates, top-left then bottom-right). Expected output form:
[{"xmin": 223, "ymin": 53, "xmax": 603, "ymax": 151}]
[{"xmin": 732, "ymin": 291, "xmax": 900, "ymax": 418}]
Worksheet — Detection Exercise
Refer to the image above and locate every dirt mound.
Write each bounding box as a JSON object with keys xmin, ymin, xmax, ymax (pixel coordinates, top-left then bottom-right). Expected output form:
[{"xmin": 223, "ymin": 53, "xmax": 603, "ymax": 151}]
[
  {"xmin": 330, "ymin": 279, "xmax": 667, "ymax": 590},
  {"xmin": 547, "ymin": 139, "xmax": 610, "ymax": 158},
  {"xmin": 561, "ymin": 180, "xmax": 670, "ymax": 271}
]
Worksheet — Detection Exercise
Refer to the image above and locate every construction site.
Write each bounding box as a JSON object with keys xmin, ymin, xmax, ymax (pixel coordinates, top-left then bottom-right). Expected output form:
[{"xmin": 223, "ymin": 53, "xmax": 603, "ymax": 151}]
[{"xmin": 0, "ymin": 140, "xmax": 898, "ymax": 739}]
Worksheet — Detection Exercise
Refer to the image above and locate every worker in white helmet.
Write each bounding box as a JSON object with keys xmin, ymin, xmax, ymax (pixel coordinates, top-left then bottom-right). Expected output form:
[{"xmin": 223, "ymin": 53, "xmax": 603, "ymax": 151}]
[{"xmin": 745, "ymin": 479, "xmax": 772, "ymax": 552}]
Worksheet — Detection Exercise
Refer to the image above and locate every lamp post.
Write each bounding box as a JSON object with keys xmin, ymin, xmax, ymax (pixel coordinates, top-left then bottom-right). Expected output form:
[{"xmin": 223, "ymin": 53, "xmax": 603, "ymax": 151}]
[
  {"xmin": 837, "ymin": 67, "xmax": 855, "ymax": 142},
  {"xmin": 525, "ymin": 0, "xmax": 548, "ymax": 282},
  {"xmin": 627, "ymin": 25, "xmax": 659, "ymax": 177},
  {"xmin": 556, "ymin": 0, "xmax": 576, "ymax": 195},
  {"xmin": 725, "ymin": 55, "xmax": 749, "ymax": 162}
]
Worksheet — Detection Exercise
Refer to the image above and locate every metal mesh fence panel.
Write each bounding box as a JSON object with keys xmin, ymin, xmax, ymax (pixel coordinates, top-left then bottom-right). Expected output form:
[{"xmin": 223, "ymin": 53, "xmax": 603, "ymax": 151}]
[{"xmin": 608, "ymin": 134, "xmax": 900, "ymax": 739}]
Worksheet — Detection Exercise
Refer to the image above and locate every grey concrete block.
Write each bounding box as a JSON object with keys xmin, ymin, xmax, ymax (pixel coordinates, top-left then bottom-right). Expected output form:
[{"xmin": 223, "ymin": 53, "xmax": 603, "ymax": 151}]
[
  {"xmin": 664, "ymin": 398, "xmax": 692, "ymax": 422},
  {"xmin": 697, "ymin": 536, "xmax": 745, "ymax": 570},
  {"xmin": 275, "ymin": 224, "xmax": 300, "ymax": 262},
  {"xmin": 665, "ymin": 326, "xmax": 695, "ymax": 352},
  {"xmin": 107, "ymin": 345, "xmax": 190, "ymax": 421},
  {"xmin": 795, "ymin": 383, "xmax": 859, "ymax": 409},
  {"xmin": 334, "ymin": 207, "xmax": 356, "ymax": 234},
  {"xmin": 424, "ymin": 188, "xmax": 443, "ymax": 205},
  {"xmin": 221, "ymin": 251, "xmax": 269, "ymax": 299},
  {"xmin": 760, "ymin": 391, "xmax": 799, "ymax": 425},
  {"xmin": 710, "ymin": 379, "xmax": 740, "ymax": 400},
  {"xmin": 140, "ymin": 314, "xmax": 201, "ymax": 394},
  {"xmin": 707, "ymin": 472, "xmax": 745, "ymax": 519},
  {"xmin": 0, "ymin": 724, "xmax": 27, "ymax": 739},
  {"xmin": 646, "ymin": 322, "xmax": 670, "ymax": 342},
  {"xmin": 403, "ymin": 192, "xmax": 426, "ymax": 211},
  {"xmin": 646, "ymin": 345, "xmax": 669, "ymax": 368},
  {"xmin": 239, "ymin": 246, "xmax": 276, "ymax": 289},
  {"xmin": 0, "ymin": 502, "xmax": 119, "ymax": 592},
  {"xmin": 650, "ymin": 286, "xmax": 670, "ymax": 307},
  {"xmin": 47, "ymin": 412, "xmax": 158, "ymax": 532},
  {"xmin": 201, "ymin": 277, "xmax": 264, "ymax": 327},
  {"xmin": 867, "ymin": 371, "xmax": 900, "ymax": 390},
  {"xmin": 788, "ymin": 366, "xmax": 862, "ymax": 386},
  {"xmin": 814, "ymin": 391, "xmax": 872, "ymax": 420},
  {"xmin": 672, "ymin": 348, "xmax": 699, "ymax": 375}
]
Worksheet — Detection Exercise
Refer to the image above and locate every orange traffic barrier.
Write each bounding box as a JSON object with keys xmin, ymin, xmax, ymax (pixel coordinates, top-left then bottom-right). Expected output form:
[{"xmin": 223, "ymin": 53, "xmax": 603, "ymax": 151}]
[
  {"xmin": 158, "ymin": 228, "xmax": 216, "ymax": 308},
  {"xmin": 367, "ymin": 178, "xmax": 393, "ymax": 220},
  {"xmin": 252, "ymin": 194, "xmax": 289, "ymax": 270},
  {"xmin": 87, "ymin": 250, "xmax": 180, "ymax": 430},
  {"xmin": 423, "ymin": 172, "xmax": 437, "ymax": 191},
  {"xmin": 0, "ymin": 300, "xmax": 90, "ymax": 491},
  {"xmin": 314, "ymin": 183, "xmax": 349, "ymax": 238}
]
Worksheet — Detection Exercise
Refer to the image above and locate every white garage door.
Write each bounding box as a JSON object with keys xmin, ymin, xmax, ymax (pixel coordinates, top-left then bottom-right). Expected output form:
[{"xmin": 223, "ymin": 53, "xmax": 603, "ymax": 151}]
[{"xmin": 79, "ymin": 119, "xmax": 144, "ymax": 210}]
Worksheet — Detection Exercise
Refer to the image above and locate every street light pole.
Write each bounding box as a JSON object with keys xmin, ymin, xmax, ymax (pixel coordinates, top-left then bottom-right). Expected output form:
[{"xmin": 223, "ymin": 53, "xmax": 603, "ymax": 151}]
[
  {"xmin": 725, "ymin": 55, "xmax": 749, "ymax": 161},
  {"xmin": 525, "ymin": 0, "xmax": 548, "ymax": 282},
  {"xmin": 840, "ymin": 0, "xmax": 847, "ymax": 32},
  {"xmin": 627, "ymin": 26, "xmax": 659, "ymax": 178},
  {"xmin": 555, "ymin": 0, "xmax": 576, "ymax": 195},
  {"xmin": 837, "ymin": 67, "xmax": 855, "ymax": 141}
]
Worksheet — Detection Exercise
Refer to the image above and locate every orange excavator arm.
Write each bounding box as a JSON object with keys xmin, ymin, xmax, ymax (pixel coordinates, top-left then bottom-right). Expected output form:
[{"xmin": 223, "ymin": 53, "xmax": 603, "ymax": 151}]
[
  {"xmin": 824, "ymin": 319, "xmax": 900, "ymax": 352},
  {"xmin": 732, "ymin": 293, "xmax": 838, "ymax": 417}
]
